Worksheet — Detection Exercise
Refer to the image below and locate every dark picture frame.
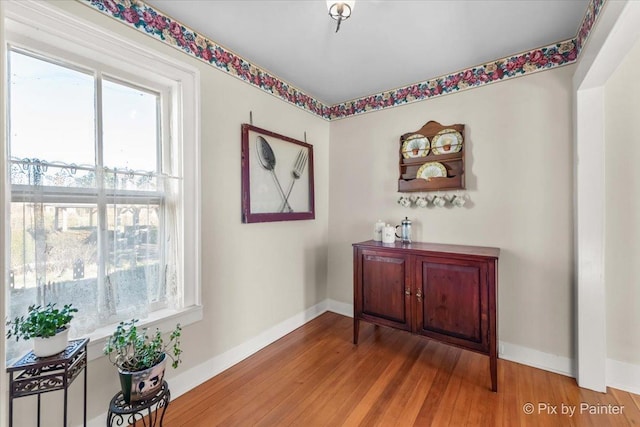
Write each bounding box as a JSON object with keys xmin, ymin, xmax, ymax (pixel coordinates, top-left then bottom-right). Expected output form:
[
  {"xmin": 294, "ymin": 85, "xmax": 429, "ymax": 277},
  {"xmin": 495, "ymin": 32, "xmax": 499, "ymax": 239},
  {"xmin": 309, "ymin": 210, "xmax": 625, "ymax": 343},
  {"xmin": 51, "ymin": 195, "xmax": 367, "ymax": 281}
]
[{"xmin": 241, "ymin": 124, "xmax": 315, "ymax": 223}]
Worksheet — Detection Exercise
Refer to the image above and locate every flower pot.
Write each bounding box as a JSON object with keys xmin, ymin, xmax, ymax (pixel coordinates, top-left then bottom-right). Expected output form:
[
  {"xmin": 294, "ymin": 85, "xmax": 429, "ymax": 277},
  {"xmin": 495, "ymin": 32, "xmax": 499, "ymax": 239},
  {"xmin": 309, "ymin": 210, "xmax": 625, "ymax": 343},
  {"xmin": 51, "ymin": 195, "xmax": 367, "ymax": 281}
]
[
  {"xmin": 118, "ymin": 353, "xmax": 167, "ymax": 403},
  {"xmin": 33, "ymin": 327, "xmax": 70, "ymax": 358}
]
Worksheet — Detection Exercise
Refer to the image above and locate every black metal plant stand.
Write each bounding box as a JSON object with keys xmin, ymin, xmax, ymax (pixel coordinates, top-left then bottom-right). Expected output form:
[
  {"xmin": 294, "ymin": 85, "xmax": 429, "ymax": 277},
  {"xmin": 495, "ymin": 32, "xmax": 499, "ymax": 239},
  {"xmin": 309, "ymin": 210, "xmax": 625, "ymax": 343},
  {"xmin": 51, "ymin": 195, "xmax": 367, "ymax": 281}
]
[
  {"xmin": 107, "ymin": 381, "xmax": 170, "ymax": 427},
  {"xmin": 6, "ymin": 338, "xmax": 89, "ymax": 427}
]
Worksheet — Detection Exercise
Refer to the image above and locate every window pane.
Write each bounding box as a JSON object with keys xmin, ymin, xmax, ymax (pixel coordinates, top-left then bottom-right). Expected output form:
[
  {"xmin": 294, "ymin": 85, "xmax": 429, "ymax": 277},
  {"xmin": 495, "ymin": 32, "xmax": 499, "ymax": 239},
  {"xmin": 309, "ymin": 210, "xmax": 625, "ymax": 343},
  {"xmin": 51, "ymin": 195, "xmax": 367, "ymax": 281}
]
[
  {"xmin": 9, "ymin": 203, "xmax": 99, "ymax": 289},
  {"xmin": 7, "ymin": 203, "xmax": 99, "ymax": 361},
  {"xmin": 103, "ymin": 168, "xmax": 158, "ymax": 192},
  {"xmin": 103, "ymin": 79, "xmax": 159, "ymax": 172},
  {"xmin": 10, "ymin": 160, "xmax": 97, "ymax": 188},
  {"xmin": 105, "ymin": 203, "xmax": 162, "ymax": 318},
  {"xmin": 8, "ymin": 50, "xmax": 95, "ymax": 165}
]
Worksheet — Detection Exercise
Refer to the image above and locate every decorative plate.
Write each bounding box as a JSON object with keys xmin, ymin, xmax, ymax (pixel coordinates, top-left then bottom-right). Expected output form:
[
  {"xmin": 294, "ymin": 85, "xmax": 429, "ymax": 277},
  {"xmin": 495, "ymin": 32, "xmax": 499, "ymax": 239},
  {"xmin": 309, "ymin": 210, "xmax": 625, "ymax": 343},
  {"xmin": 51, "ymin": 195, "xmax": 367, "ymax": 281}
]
[
  {"xmin": 401, "ymin": 134, "xmax": 430, "ymax": 158},
  {"xmin": 431, "ymin": 129, "xmax": 463, "ymax": 155},
  {"xmin": 416, "ymin": 162, "xmax": 447, "ymax": 181}
]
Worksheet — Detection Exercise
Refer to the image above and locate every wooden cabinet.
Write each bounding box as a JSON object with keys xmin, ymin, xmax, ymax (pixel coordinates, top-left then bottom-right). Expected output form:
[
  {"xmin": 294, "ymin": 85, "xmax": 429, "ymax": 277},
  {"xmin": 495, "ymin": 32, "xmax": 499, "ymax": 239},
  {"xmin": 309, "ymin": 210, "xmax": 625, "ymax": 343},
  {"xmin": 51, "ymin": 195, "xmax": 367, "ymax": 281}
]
[{"xmin": 353, "ymin": 240, "xmax": 499, "ymax": 391}]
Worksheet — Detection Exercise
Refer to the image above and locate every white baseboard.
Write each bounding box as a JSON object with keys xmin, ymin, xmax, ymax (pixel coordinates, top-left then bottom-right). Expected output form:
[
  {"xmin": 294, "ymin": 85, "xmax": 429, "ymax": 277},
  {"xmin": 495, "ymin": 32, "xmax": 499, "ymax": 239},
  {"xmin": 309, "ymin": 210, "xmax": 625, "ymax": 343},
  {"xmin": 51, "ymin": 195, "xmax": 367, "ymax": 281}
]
[
  {"xmin": 327, "ymin": 298, "xmax": 353, "ymax": 317},
  {"xmin": 168, "ymin": 300, "xmax": 328, "ymax": 398},
  {"xmin": 326, "ymin": 300, "xmax": 579, "ymax": 379},
  {"xmin": 498, "ymin": 341, "xmax": 575, "ymax": 377},
  {"xmin": 329, "ymin": 300, "xmax": 640, "ymax": 394},
  {"xmin": 83, "ymin": 300, "xmax": 329, "ymax": 427},
  {"xmin": 83, "ymin": 299, "xmax": 640, "ymax": 426},
  {"xmin": 607, "ymin": 358, "xmax": 640, "ymax": 395}
]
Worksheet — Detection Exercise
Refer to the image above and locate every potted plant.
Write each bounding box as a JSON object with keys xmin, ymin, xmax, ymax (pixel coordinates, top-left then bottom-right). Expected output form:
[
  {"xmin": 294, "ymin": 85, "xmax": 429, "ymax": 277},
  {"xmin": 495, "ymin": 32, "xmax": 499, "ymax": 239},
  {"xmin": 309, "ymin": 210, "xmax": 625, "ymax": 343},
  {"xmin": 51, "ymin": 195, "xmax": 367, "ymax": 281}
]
[
  {"xmin": 6, "ymin": 303, "xmax": 78, "ymax": 358},
  {"xmin": 104, "ymin": 319, "xmax": 182, "ymax": 403}
]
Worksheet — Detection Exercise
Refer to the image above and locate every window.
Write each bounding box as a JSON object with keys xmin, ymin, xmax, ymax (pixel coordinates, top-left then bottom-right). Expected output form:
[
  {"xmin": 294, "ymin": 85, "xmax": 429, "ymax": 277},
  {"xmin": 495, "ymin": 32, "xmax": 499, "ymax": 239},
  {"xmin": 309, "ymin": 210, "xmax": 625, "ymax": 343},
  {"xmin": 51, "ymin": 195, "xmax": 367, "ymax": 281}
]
[{"xmin": 3, "ymin": 2, "xmax": 201, "ymax": 363}]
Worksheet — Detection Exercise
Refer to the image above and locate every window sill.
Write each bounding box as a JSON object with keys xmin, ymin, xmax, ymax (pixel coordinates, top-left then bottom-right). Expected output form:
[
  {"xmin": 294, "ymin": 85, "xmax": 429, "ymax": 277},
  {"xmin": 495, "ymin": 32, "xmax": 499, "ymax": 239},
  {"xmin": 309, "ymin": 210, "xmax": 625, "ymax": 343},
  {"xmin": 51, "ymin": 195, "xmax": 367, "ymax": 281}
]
[{"xmin": 85, "ymin": 304, "xmax": 203, "ymax": 362}]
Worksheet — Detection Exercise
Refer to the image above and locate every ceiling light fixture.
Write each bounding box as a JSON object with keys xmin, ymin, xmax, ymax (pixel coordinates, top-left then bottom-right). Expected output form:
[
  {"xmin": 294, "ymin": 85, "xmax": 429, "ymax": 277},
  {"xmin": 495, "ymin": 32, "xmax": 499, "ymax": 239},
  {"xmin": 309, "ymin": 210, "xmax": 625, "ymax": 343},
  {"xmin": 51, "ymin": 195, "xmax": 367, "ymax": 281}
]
[{"xmin": 327, "ymin": 1, "xmax": 355, "ymax": 33}]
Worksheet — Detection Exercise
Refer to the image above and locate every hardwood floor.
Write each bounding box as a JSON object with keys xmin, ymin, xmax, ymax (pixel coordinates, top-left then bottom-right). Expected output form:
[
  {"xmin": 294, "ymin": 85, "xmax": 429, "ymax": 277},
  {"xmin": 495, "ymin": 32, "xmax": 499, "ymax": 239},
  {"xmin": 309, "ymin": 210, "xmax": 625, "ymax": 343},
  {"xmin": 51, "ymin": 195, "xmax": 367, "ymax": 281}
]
[{"xmin": 163, "ymin": 312, "xmax": 640, "ymax": 426}]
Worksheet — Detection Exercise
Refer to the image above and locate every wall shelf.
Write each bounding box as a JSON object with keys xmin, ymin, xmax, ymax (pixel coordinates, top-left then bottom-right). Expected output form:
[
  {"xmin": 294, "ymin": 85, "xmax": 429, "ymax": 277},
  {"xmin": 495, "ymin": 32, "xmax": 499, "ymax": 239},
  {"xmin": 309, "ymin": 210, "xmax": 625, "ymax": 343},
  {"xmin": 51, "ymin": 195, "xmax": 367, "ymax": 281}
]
[{"xmin": 398, "ymin": 120, "xmax": 465, "ymax": 192}]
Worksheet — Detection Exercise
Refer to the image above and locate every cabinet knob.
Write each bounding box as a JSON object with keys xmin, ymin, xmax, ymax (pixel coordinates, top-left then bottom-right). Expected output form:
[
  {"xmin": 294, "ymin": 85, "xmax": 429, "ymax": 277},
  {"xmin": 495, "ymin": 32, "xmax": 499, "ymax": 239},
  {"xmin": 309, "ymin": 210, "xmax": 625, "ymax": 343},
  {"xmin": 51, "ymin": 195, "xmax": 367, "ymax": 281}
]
[
  {"xmin": 416, "ymin": 290, "xmax": 422, "ymax": 300},
  {"xmin": 405, "ymin": 288, "xmax": 411, "ymax": 296}
]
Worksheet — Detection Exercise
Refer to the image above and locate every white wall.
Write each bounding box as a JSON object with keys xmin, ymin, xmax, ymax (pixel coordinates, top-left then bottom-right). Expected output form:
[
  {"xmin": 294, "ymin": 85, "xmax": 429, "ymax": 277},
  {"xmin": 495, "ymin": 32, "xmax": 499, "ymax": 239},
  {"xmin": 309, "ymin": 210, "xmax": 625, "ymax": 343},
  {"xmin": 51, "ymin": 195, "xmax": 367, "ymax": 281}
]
[
  {"xmin": 3, "ymin": 1, "xmax": 330, "ymax": 426},
  {"xmin": 605, "ymin": 37, "xmax": 640, "ymax": 366},
  {"xmin": 327, "ymin": 65, "xmax": 576, "ymax": 362}
]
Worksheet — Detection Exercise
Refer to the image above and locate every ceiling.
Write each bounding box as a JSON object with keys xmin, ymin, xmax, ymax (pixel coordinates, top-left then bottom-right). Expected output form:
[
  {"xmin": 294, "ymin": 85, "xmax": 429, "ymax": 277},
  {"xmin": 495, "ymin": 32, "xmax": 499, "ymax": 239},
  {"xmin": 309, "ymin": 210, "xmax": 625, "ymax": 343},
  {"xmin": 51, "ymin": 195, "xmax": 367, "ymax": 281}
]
[{"xmin": 145, "ymin": 0, "xmax": 589, "ymax": 105}]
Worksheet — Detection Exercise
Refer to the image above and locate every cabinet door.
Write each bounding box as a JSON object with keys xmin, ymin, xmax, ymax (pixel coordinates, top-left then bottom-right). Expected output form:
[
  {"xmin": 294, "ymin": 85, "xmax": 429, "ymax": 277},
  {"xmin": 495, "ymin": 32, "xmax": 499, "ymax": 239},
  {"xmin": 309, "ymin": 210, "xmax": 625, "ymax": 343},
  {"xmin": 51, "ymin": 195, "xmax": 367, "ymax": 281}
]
[
  {"xmin": 354, "ymin": 249, "xmax": 412, "ymax": 331},
  {"xmin": 414, "ymin": 256, "xmax": 488, "ymax": 352}
]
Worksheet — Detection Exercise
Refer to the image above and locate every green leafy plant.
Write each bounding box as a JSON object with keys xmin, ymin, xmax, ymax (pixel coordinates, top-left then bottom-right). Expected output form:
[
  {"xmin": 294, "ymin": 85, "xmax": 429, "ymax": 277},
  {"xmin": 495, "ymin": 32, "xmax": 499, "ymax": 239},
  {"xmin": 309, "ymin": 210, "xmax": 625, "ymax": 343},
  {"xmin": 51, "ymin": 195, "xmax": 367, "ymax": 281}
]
[
  {"xmin": 6, "ymin": 303, "xmax": 77, "ymax": 341},
  {"xmin": 104, "ymin": 319, "xmax": 182, "ymax": 372}
]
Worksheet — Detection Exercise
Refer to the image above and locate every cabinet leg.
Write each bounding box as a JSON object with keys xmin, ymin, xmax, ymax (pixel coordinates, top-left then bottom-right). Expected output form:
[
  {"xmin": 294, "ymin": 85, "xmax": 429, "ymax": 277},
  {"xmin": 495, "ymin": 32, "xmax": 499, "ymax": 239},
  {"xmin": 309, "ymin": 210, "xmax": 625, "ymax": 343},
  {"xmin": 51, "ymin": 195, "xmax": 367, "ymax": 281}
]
[
  {"xmin": 490, "ymin": 354, "xmax": 498, "ymax": 392},
  {"xmin": 353, "ymin": 318, "xmax": 359, "ymax": 345}
]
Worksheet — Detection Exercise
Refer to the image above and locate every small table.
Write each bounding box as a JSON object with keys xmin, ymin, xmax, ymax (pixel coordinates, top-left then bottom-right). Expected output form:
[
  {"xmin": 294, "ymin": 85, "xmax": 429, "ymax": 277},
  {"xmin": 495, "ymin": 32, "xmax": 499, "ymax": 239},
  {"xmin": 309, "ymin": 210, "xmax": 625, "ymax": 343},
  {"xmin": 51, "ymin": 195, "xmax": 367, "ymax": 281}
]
[
  {"xmin": 107, "ymin": 381, "xmax": 171, "ymax": 427},
  {"xmin": 7, "ymin": 338, "xmax": 89, "ymax": 427}
]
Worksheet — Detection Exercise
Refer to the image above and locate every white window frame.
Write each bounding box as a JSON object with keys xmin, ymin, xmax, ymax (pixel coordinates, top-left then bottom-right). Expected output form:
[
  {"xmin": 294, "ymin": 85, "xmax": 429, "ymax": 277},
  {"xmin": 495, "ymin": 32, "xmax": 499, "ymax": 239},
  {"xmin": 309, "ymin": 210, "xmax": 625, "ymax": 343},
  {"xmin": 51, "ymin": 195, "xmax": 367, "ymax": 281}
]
[{"xmin": 2, "ymin": 0, "xmax": 202, "ymax": 361}]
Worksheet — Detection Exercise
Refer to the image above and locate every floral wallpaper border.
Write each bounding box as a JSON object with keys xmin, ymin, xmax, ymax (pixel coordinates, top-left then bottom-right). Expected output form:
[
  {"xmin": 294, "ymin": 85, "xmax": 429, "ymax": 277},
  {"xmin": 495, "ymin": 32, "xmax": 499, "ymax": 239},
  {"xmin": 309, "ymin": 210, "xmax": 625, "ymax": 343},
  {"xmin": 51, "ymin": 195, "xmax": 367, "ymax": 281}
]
[
  {"xmin": 327, "ymin": 38, "xmax": 577, "ymax": 120},
  {"xmin": 79, "ymin": 0, "xmax": 605, "ymax": 121},
  {"xmin": 81, "ymin": 0, "xmax": 327, "ymax": 117},
  {"xmin": 576, "ymin": 0, "xmax": 606, "ymax": 55}
]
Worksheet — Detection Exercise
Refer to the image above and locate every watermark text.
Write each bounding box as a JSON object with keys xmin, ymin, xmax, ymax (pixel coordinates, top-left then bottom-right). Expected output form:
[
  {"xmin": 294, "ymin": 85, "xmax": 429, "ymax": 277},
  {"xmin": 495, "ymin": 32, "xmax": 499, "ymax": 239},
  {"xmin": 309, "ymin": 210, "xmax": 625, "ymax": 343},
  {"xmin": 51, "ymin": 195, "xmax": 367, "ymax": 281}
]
[{"xmin": 522, "ymin": 402, "xmax": 624, "ymax": 417}]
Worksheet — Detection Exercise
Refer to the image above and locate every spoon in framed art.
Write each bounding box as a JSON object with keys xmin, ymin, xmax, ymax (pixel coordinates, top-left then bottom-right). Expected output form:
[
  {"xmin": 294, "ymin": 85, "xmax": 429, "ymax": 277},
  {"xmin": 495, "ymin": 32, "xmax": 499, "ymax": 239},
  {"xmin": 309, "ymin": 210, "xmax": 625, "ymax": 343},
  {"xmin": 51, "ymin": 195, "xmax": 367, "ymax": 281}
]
[{"xmin": 256, "ymin": 136, "xmax": 293, "ymax": 212}]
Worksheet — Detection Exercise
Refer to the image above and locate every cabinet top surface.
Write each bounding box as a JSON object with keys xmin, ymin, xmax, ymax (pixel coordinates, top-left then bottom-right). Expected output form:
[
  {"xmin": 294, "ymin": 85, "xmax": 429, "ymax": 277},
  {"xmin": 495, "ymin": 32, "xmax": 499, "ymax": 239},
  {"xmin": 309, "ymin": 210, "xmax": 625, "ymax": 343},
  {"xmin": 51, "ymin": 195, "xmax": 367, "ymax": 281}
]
[{"xmin": 353, "ymin": 240, "xmax": 500, "ymax": 258}]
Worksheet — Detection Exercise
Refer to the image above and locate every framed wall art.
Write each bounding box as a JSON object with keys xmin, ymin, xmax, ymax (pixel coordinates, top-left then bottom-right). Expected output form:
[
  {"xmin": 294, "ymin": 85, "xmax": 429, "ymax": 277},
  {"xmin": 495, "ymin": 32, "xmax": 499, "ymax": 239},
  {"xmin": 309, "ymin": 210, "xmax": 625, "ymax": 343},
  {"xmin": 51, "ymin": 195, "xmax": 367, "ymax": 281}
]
[{"xmin": 241, "ymin": 124, "xmax": 315, "ymax": 223}]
